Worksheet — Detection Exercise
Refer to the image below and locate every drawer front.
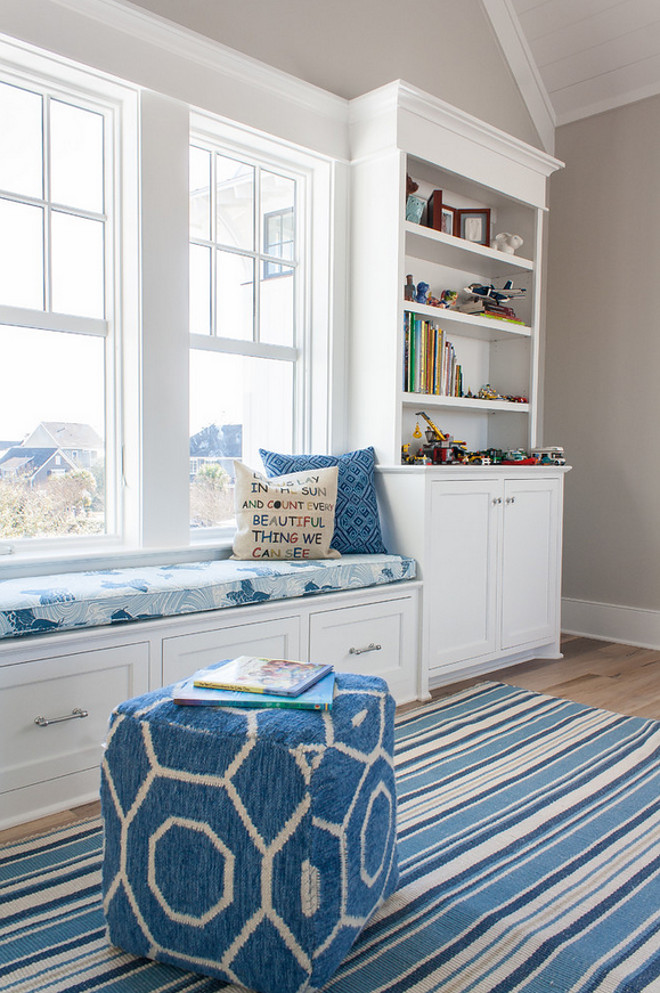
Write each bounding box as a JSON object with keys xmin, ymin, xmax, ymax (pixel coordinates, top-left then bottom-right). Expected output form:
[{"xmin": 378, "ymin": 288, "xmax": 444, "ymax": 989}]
[
  {"xmin": 0, "ymin": 642, "xmax": 149, "ymax": 794},
  {"xmin": 309, "ymin": 596, "xmax": 418, "ymax": 704},
  {"xmin": 162, "ymin": 615, "xmax": 302, "ymax": 686}
]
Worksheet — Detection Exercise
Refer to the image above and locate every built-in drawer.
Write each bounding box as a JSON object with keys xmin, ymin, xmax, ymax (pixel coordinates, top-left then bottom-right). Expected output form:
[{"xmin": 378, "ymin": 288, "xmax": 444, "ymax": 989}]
[
  {"xmin": 308, "ymin": 593, "xmax": 418, "ymax": 704},
  {"xmin": 162, "ymin": 614, "xmax": 302, "ymax": 686},
  {"xmin": 0, "ymin": 642, "xmax": 149, "ymax": 796}
]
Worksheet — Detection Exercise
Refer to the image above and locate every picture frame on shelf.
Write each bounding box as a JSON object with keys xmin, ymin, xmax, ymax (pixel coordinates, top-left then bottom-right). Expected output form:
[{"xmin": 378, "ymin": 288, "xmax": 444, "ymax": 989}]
[
  {"xmin": 440, "ymin": 205, "xmax": 456, "ymax": 236},
  {"xmin": 427, "ymin": 190, "xmax": 457, "ymax": 236},
  {"xmin": 455, "ymin": 208, "xmax": 491, "ymax": 245}
]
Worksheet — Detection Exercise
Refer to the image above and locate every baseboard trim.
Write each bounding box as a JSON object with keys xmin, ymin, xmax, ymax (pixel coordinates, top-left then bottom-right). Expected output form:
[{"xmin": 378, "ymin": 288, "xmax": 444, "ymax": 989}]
[{"xmin": 562, "ymin": 597, "xmax": 660, "ymax": 650}]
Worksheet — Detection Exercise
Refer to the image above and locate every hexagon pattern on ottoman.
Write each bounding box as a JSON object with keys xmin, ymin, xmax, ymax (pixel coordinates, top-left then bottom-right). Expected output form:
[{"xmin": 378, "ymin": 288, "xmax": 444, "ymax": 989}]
[{"xmin": 100, "ymin": 673, "xmax": 399, "ymax": 993}]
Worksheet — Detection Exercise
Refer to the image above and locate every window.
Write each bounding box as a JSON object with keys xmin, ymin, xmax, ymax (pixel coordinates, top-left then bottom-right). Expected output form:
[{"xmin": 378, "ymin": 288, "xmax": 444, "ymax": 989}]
[
  {"xmin": 0, "ymin": 63, "xmax": 130, "ymax": 548},
  {"xmin": 188, "ymin": 130, "xmax": 306, "ymax": 532}
]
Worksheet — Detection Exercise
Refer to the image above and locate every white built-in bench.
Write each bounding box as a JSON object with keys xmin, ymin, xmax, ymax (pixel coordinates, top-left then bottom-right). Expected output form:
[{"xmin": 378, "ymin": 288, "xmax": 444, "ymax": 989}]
[{"xmin": 0, "ymin": 554, "xmax": 422, "ymax": 830}]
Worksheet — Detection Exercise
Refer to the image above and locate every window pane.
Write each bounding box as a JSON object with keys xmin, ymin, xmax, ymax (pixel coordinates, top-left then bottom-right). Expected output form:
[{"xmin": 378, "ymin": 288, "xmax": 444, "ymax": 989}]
[
  {"xmin": 0, "ymin": 82, "xmax": 43, "ymax": 198},
  {"xmin": 189, "ymin": 145, "xmax": 211, "ymax": 241},
  {"xmin": 190, "ymin": 349, "xmax": 293, "ymax": 529},
  {"xmin": 261, "ymin": 170, "xmax": 295, "ymax": 259},
  {"xmin": 190, "ymin": 244, "xmax": 211, "ymax": 333},
  {"xmin": 216, "ymin": 249, "xmax": 253, "ymax": 340},
  {"xmin": 260, "ymin": 261, "xmax": 294, "ymax": 346},
  {"xmin": 51, "ymin": 211, "xmax": 105, "ymax": 318},
  {"xmin": 216, "ymin": 155, "xmax": 254, "ymax": 251},
  {"xmin": 0, "ymin": 198, "xmax": 44, "ymax": 309},
  {"xmin": 0, "ymin": 325, "xmax": 107, "ymax": 539},
  {"xmin": 50, "ymin": 100, "xmax": 104, "ymax": 213}
]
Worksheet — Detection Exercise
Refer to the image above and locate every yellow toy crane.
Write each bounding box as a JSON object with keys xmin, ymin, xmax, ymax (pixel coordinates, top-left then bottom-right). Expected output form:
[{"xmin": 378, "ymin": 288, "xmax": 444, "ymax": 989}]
[
  {"xmin": 415, "ymin": 410, "xmax": 467, "ymax": 463},
  {"xmin": 415, "ymin": 410, "xmax": 447, "ymax": 442}
]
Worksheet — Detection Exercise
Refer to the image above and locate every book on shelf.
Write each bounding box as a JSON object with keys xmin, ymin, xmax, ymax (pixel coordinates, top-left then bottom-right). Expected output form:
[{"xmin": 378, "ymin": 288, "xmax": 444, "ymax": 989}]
[
  {"xmin": 403, "ymin": 312, "xmax": 463, "ymax": 397},
  {"xmin": 192, "ymin": 655, "xmax": 333, "ymax": 697},
  {"xmin": 174, "ymin": 671, "xmax": 336, "ymax": 711}
]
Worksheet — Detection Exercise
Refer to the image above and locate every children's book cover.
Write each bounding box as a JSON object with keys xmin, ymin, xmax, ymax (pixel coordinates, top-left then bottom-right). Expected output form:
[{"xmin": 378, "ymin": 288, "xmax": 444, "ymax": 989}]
[{"xmin": 192, "ymin": 655, "xmax": 333, "ymax": 697}]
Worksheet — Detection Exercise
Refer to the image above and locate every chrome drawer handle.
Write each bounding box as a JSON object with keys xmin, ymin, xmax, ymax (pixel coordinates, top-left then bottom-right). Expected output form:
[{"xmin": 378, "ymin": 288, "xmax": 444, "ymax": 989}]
[
  {"xmin": 34, "ymin": 707, "xmax": 89, "ymax": 728},
  {"xmin": 349, "ymin": 643, "xmax": 382, "ymax": 656}
]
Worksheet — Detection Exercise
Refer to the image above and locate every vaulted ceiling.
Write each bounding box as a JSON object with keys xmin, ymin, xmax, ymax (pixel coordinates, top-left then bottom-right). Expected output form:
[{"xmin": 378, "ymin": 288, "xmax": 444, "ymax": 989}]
[{"xmin": 486, "ymin": 0, "xmax": 660, "ymax": 149}]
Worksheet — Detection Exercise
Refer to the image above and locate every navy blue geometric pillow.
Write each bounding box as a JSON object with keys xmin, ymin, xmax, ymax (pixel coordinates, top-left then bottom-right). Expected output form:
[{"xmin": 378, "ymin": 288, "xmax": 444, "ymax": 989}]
[{"xmin": 259, "ymin": 447, "xmax": 387, "ymax": 555}]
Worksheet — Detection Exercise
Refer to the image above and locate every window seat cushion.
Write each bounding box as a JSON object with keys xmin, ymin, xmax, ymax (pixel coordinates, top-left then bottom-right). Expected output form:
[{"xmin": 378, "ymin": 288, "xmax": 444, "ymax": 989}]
[{"xmin": 0, "ymin": 553, "xmax": 416, "ymax": 641}]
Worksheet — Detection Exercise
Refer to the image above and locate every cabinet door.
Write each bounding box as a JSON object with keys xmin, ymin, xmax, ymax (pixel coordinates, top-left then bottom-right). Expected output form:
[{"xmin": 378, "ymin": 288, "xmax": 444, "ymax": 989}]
[
  {"xmin": 427, "ymin": 478, "xmax": 501, "ymax": 671},
  {"xmin": 162, "ymin": 615, "xmax": 301, "ymax": 686},
  {"xmin": 501, "ymin": 477, "xmax": 560, "ymax": 650}
]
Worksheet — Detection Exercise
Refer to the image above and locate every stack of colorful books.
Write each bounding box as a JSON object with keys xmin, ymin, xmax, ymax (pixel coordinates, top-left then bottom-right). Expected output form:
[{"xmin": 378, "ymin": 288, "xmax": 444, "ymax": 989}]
[{"xmin": 173, "ymin": 655, "xmax": 335, "ymax": 711}]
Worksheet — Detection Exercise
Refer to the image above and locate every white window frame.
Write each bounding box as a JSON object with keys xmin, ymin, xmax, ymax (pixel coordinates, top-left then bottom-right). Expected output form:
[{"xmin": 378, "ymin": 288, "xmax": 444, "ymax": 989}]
[
  {"xmin": 0, "ymin": 37, "xmax": 139, "ymax": 566},
  {"xmin": 189, "ymin": 112, "xmax": 334, "ymax": 545}
]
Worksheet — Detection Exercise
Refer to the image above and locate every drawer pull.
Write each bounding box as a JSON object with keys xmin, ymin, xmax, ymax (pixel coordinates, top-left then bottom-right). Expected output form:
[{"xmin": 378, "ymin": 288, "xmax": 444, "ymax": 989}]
[
  {"xmin": 34, "ymin": 707, "xmax": 89, "ymax": 728},
  {"xmin": 349, "ymin": 643, "xmax": 382, "ymax": 656}
]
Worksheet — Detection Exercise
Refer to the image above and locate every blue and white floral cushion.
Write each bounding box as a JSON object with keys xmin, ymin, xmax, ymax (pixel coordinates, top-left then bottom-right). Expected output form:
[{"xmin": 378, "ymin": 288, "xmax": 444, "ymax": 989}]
[{"xmin": 0, "ymin": 554, "xmax": 416, "ymax": 640}]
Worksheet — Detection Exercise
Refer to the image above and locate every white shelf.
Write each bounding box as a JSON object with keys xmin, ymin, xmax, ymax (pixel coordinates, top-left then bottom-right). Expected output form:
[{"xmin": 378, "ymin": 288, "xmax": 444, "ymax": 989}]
[
  {"xmin": 405, "ymin": 221, "xmax": 534, "ymax": 276},
  {"xmin": 401, "ymin": 392, "xmax": 530, "ymax": 415},
  {"xmin": 403, "ymin": 303, "xmax": 531, "ymax": 341}
]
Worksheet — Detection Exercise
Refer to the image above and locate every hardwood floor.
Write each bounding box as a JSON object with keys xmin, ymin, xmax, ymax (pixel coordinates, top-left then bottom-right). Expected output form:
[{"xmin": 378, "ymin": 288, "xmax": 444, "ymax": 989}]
[{"xmin": 3, "ymin": 634, "xmax": 660, "ymax": 846}]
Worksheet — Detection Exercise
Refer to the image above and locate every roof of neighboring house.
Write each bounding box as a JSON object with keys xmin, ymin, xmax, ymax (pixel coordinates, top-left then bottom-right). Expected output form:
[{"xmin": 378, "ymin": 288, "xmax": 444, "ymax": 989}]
[
  {"xmin": 0, "ymin": 447, "xmax": 77, "ymax": 476},
  {"xmin": 24, "ymin": 422, "xmax": 103, "ymax": 450}
]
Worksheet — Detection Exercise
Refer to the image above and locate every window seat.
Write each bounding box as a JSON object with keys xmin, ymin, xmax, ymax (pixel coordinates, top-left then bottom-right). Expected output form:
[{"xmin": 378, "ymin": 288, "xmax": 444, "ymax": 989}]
[{"xmin": 0, "ymin": 554, "xmax": 416, "ymax": 641}]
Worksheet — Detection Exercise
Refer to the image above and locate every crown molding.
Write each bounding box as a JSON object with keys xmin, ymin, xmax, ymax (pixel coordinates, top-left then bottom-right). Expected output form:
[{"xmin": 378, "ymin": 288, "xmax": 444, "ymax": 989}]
[
  {"xmin": 350, "ymin": 80, "xmax": 562, "ymax": 178},
  {"xmin": 49, "ymin": 0, "xmax": 348, "ymax": 126},
  {"xmin": 480, "ymin": 0, "xmax": 556, "ymax": 156}
]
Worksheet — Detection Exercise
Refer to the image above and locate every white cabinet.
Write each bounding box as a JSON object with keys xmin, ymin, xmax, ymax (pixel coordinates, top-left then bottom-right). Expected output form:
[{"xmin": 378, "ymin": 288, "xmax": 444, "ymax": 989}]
[
  {"xmin": 428, "ymin": 474, "xmax": 560, "ymax": 672},
  {"xmin": 0, "ymin": 641, "xmax": 149, "ymax": 827},
  {"xmin": 376, "ymin": 465, "xmax": 566, "ymax": 687},
  {"xmin": 308, "ymin": 591, "xmax": 419, "ymax": 703}
]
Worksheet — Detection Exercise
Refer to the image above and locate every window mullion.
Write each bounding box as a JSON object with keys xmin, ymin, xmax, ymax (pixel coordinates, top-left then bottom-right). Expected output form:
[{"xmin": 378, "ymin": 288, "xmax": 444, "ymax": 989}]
[
  {"xmin": 43, "ymin": 94, "xmax": 52, "ymax": 312},
  {"xmin": 253, "ymin": 165, "xmax": 260, "ymax": 344}
]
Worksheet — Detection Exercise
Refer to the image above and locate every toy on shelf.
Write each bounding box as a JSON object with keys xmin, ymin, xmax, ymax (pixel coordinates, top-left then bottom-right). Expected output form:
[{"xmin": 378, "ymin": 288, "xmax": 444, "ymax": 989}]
[
  {"xmin": 413, "ymin": 411, "xmax": 467, "ymax": 464},
  {"xmin": 532, "ymin": 446, "xmax": 566, "ymax": 465},
  {"xmin": 458, "ymin": 280, "xmax": 527, "ymax": 322},
  {"xmin": 414, "ymin": 281, "xmax": 430, "ymax": 304},
  {"xmin": 404, "ymin": 274, "xmax": 415, "ymax": 301},
  {"xmin": 491, "ymin": 232, "xmax": 524, "ymax": 255}
]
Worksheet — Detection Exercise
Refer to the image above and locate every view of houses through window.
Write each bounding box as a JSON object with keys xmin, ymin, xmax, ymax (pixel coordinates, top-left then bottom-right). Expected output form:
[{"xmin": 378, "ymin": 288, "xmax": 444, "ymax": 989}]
[
  {"xmin": 188, "ymin": 139, "xmax": 300, "ymax": 530},
  {"xmin": 0, "ymin": 73, "xmax": 113, "ymax": 542}
]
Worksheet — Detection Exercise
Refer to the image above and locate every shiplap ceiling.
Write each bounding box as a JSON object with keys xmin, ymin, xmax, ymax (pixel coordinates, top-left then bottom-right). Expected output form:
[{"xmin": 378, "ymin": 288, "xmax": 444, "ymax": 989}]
[{"xmin": 510, "ymin": 0, "xmax": 660, "ymax": 125}]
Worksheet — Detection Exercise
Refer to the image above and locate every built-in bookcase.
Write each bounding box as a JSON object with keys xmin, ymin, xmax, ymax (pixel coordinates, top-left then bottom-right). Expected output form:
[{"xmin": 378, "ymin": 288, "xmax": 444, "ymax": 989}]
[{"xmin": 347, "ymin": 82, "xmax": 563, "ymax": 463}]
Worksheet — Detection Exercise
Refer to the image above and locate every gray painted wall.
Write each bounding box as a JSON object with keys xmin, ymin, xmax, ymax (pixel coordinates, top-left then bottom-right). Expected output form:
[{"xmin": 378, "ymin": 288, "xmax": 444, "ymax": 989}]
[
  {"xmin": 129, "ymin": 0, "xmax": 542, "ymax": 147},
  {"xmin": 544, "ymin": 95, "xmax": 660, "ymax": 612}
]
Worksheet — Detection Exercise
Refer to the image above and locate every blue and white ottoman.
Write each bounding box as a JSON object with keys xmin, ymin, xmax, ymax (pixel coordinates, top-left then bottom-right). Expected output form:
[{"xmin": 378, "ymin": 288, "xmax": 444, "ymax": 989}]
[{"xmin": 100, "ymin": 673, "xmax": 399, "ymax": 993}]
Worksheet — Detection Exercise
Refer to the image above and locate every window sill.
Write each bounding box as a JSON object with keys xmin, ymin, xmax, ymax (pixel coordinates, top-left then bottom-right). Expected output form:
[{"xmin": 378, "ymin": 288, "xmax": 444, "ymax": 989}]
[{"xmin": 0, "ymin": 537, "xmax": 233, "ymax": 581}]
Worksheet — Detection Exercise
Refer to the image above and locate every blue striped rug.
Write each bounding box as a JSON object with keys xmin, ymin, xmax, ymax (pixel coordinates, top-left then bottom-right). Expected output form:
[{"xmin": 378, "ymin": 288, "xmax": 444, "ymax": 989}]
[{"xmin": 3, "ymin": 681, "xmax": 660, "ymax": 992}]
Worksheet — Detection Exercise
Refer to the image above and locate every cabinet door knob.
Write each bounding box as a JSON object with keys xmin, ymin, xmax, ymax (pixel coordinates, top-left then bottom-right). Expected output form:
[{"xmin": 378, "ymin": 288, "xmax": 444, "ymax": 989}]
[
  {"xmin": 349, "ymin": 643, "xmax": 382, "ymax": 656},
  {"xmin": 34, "ymin": 707, "xmax": 89, "ymax": 728},
  {"xmin": 506, "ymin": 496, "xmax": 516, "ymax": 504},
  {"xmin": 492, "ymin": 497, "xmax": 502, "ymax": 505}
]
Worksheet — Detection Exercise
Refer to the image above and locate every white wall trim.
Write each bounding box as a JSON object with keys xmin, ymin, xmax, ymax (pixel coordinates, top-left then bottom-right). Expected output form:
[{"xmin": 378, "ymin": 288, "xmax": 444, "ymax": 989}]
[
  {"xmin": 556, "ymin": 81, "xmax": 660, "ymax": 128},
  {"xmin": 51, "ymin": 0, "xmax": 347, "ymax": 126},
  {"xmin": 349, "ymin": 79, "xmax": 562, "ymax": 178},
  {"xmin": 562, "ymin": 597, "xmax": 660, "ymax": 651},
  {"xmin": 480, "ymin": 0, "xmax": 556, "ymax": 156}
]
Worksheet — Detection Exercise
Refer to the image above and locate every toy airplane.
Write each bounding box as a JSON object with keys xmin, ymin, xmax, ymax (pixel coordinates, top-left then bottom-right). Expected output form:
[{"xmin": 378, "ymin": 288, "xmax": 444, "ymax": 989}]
[{"xmin": 464, "ymin": 280, "xmax": 527, "ymax": 304}]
